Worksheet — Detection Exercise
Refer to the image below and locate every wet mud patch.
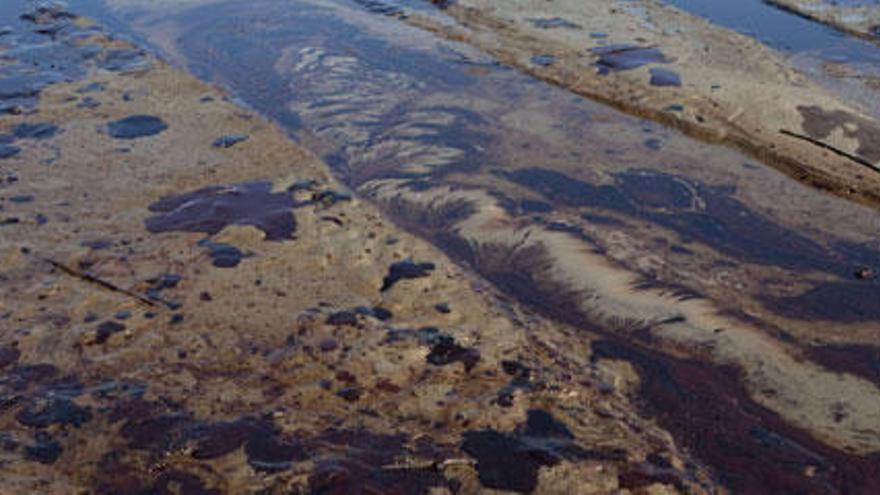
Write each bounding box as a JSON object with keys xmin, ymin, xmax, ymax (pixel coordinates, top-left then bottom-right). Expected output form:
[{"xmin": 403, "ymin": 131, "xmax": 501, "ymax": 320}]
[
  {"xmin": 106, "ymin": 115, "xmax": 168, "ymax": 139},
  {"xmin": 144, "ymin": 181, "xmax": 298, "ymax": 240}
]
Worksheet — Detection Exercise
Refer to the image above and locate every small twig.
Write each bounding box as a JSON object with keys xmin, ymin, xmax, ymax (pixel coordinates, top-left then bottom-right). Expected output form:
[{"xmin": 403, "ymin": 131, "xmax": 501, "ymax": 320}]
[
  {"xmin": 44, "ymin": 258, "xmax": 157, "ymax": 307},
  {"xmin": 779, "ymin": 129, "xmax": 879, "ymax": 175}
]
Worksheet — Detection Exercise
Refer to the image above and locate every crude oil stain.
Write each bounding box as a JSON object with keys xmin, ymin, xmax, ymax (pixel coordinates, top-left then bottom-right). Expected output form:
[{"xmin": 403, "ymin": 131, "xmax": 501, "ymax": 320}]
[
  {"xmin": 212, "ymin": 134, "xmax": 249, "ymax": 148},
  {"xmin": 107, "ymin": 115, "xmax": 168, "ymax": 139},
  {"xmin": 591, "ymin": 340, "xmax": 880, "ymax": 494},
  {"xmin": 198, "ymin": 240, "xmax": 245, "ymax": 268},
  {"xmin": 461, "ymin": 409, "xmax": 622, "ymax": 493},
  {"xmin": 379, "ymin": 260, "xmax": 435, "ymax": 291},
  {"xmin": 592, "ymin": 45, "xmax": 668, "ymax": 74},
  {"xmin": 649, "ymin": 67, "xmax": 682, "ymax": 87},
  {"xmin": 425, "ymin": 334, "xmax": 480, "ymax": 371},
  {"xmin": 0, "ymin": 144, "xmax": 20, "ymax": 159},
  {"xmin": 144, "ymin": 181, "xmax": 297, "ymax": 240},
  {"xmin": 500, "ymin": 167, "xmax": 872, "ymax": 274},
  {"xmin": 769, "ymin": 282, "xmax": 880, "ymax": 322},
  {"xmin": 13, "ymin": 122, "xmax": 60, "ymax": 140}
]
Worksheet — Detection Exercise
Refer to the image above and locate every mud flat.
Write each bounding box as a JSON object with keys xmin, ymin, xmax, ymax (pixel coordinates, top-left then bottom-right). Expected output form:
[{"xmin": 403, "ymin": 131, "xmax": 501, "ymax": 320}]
[
  {"xmin": 0, "ymin": 4, "xmax": 714, "ymax": 493},
  {"xmin": 768, "ymin": 0, "xmax": 880, "ymax": 42},
  {"xmin": 388, "ymin": 0, "xmax": 880, "ymax": 210}
]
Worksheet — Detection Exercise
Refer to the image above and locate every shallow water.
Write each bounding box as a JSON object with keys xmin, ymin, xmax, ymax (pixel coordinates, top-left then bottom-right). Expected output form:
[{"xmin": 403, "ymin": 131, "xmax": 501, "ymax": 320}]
[
  {"xmin": 662, "ymin": 0, "xmax": 880, "ymax": 117},
  {"xmin": 663, "ymin": 0, "xmax": 878, "ymax": 56},
  {"xmin": 7, "ymin": 0, "xmax": 880, "ymax": 491}
]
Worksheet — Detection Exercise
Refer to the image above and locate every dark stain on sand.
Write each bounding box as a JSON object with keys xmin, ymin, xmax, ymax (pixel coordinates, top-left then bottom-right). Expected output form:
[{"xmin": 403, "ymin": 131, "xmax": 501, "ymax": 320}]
[
  {"xmin": 107, "ymin": 115, "xmax": 168, "ymax": 139},
  {"xmin": 144, "ymin": 181, "xmax": 297, "ymax": 240}
]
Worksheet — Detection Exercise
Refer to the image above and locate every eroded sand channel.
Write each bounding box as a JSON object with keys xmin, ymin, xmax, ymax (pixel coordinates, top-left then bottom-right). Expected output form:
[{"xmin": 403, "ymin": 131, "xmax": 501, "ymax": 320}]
[{"xmin": 2, "ymin": 0, "xmax": 880, "ymax": 492}]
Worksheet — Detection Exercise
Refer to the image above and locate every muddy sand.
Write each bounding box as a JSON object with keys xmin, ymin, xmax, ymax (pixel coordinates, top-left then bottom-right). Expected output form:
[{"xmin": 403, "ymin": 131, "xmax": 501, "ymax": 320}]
[{"xmin": 0, "ymin": 4, "xmax": 713, "ymax": 493}]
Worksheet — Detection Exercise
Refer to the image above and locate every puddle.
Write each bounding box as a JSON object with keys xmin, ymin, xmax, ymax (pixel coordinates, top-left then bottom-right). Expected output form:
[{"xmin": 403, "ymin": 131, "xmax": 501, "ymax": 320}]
[{"xmin": 13, "ymin": 0, "xmax": 880, "ymax": 491}]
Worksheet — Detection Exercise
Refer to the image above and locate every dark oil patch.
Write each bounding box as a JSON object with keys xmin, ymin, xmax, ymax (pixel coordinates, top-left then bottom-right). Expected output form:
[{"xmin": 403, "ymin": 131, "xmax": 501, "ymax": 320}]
[
  {"xmin": 335, "ymin": 387, "xmax": 362, "ymax": 402},
  {"xmin": 500, "ymin": 167, "xmax": 865, "ymax": 274},
  {"xmin": 144, "ymin": 273, "xmax": 182, "ymax": 308},
  {"xmin": 95, "ymin": 321, "xmax": 126, "ymax": 344},
  {"xmin": 393, "ymin": 213, "xmax": 880, "ymax": 494},
  {"xmin": 358, "ymin": 306, "xmax": 393, "ymax": 321},
  {"xmin": 768, "ymin": 282, "xmax": 880, "ymax": 322},
  {"xmin": 198, "ymin": 240, "xmax": 245, "ymax": 268},
  {"xmin": 2, "ymin": 364, "xmax": 60, "ymax": 391},
  {"xmin": 308, "ymin": 429, "xmax": 455, "ymax": 495},
  {"xmin": 98, "ymin": 48, "xmax": 150, "ymax": 73},
  {"xmin": 152, "ymin": 470, "xmax": 221, "ymax": 495},
  {"xmin": 0, "ymin": 346, "xmax": 20, "ymax": 369},
  {"xmin": 24, "ymin": 431, "xmax": 62, "ymax": 464},
  {"xmin": 145, "ymin": 181, "xmax": 297, "ymax": 240},
  {"xmin": 530, "ymin": 17, "xmax": 581, "ymax": 29},
  {"xmin": 530, "ymin": 54, "xmax": 555, "ymax": 66},
  {"xmin": 461, "ymin": 409, "xmax": 618, "ymax": 493},
  {"xmin": 242, "ymin": 421, "xmax": 306, "ymax": 472},
  {"xmin": 326, "ymin": 311, "xmax": 359, "ymax": 326},
  {"xmin": 379, "ymin": 260, "xmax": 435, "ymax": 291},
  {"xmin": 591, "ymin": 340, "xmax": 880, "ymax": 494},
  {"xmin": 618, "ymin": 467, "xmax": 685, "ymax": 491},
  {"xmin": 13, "ymin": 122, "xmax": 60, "ymax": 140},
  {"xmin": 16, "ymin": 396, "xmax": 92, "ymax": 428},
  {"xmin": 352, "ymin": 0, "xmax": 405, "ymax": 17},
  {"xmin": 190, "ymin": 419, "xmax": 258, "ymax": 460},
  {"xmin": 798, "ymin": 105, "xmax": 880, "ymax": 162},
  {"xmin": 107, "ymin": 115, "xmax": 168, "ymax": 139},
  {"xmin": 807, "ymin": 343, "xmax": 880, "ymax": 387},
  {"xmin": 212, "ymin": 134, "xmax": 249, "ymax": 148},
  {"xmin": 425, "ymin": 335, "xmax": 480, "ymax": 371},
  {"xmin": 649, "ymin": 68, "xmax": 682, "ymax": 87},
  {"xmin": 592, "ymin": 45, "xmax": 668, "ymax": 74},
  {"xmin": 0, "ymin": 144, "xmax": 21, "ymax": 159}
]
